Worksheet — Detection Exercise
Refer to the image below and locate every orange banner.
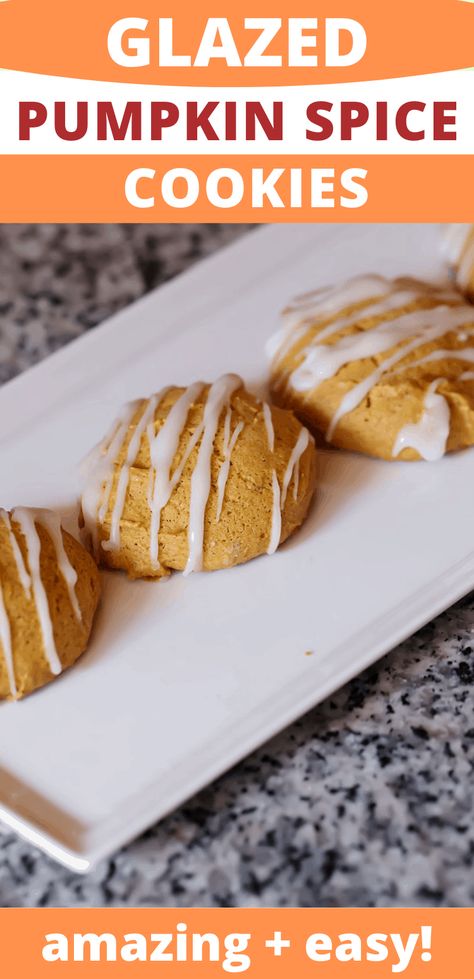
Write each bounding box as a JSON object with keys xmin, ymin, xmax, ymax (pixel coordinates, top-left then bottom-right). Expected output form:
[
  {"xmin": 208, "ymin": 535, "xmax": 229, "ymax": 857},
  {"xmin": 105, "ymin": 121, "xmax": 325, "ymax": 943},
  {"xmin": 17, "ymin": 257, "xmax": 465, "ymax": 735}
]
[
  {"xmin": 0, "ymin": 0, "xmax": 473, "ymax": 86},
  {"xmin": 0, "ymin": 907, "xmax": 470, "ymax": 976},
  {"xmin": 0, "ymin": 155, "xmax": 472, "ymax": 222}
]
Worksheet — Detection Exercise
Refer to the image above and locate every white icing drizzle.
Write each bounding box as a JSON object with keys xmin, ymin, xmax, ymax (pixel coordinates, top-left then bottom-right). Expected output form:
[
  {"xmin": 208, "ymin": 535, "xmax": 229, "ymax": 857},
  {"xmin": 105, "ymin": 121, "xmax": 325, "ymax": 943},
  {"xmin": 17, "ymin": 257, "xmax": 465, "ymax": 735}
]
[
  {"xmin": 265, "ymin": 319, "xmax": 312, "ymax": 366},
  {"xmin": 460, "ymin": 371, "xmax": 474, "ymax": 381},
  {"xmin": 280, "ymin": 429, "xmax": 311, "ymax": 509},
  {"xmin": 15, "ymin": 508, "xmax": 62, "ymax": 675},
  {"xmin": 104, "ymin": 392, "xmax": 166, "ymax": 554},
  {"xmin": 291, "ymin": 303, "xmax": 469, "ymax": 394},
  {"xmin": 0, "ymin": 582, "xmax": 16, "ymax": 699},
  {"xmin": 216, "ymin": 409, "xmax": 244, "ymax": 521},
  {"xmin": 387, "ymin": 346, "xmax": 474, "ymax": 378},
  {"xmin": 262, "ymin": 401, "xmax": 275, "ymax": 452},
  {"xmin": 442, "ymin": 224, "xmax": 471, "ymax": 264},
  {"xmin": 443, "ymin": 225, "xmax": 474, "ymax": 292},
  {"xmin": 267, "ymin": 471, "xmax": 282, "ymax": 555},
  {"xmin": 82, "ymin": 401, "xmax": 138, "ymax": 557},
  {"xmin": 34, "ymin": 510, "xmax": 82, "ymax": 623},
  {"xmin": 184, "ymin": 374, "xmax": 242, "ymax": 576},
  {"xmin": 262, "ymin": 402, "xmax": 310, "ymax": 553},
  {"xmin": 268, "ymin": 276, "xmax": 457, "ymax": 372},
  {"xmin": 326, "ymin": 306, "xmax": 474, "ymax": 441},
  {"xmin": 267, "ymin": 276, "xmax": 391, "ymax": 367},
  {"xmin": 458, "ymin": 237, "xmax": 474, "ymax": 291},
  {"xmin": 0, "ymin": 509, "xmax": 31, "ymax": 595},
  {"xmin": 148, "ymin": 382, "xmax": 205, "ymax": 569},
  {"xmin": 282, "ymin": 274, "xmax": 391, "ymax": 324},
  {"xmin": 262, "ymin": 403, "xmax": 281, "ymax": 554},
  {"xmin": 287, "ymin": 287, "xmax": 443, "ymax": 379},
  {"xmin": 301, "ymin": 288, "xmax": 427, "ymax": 348},
  {"xmin": 392, "ymin": 380, "xmax": 450, "ymax": 462},
  {"xmin": 11, "ymin": 508, "xmax": 70, "ymax": 677}
]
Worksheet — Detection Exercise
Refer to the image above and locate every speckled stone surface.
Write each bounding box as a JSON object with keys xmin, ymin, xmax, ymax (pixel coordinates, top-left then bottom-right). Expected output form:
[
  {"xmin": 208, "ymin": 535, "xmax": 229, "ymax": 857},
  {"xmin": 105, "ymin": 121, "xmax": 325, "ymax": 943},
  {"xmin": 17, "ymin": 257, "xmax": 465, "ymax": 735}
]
[{"xmin": 0, "ymin": 224, "xmax": 473, "ymax": 909}]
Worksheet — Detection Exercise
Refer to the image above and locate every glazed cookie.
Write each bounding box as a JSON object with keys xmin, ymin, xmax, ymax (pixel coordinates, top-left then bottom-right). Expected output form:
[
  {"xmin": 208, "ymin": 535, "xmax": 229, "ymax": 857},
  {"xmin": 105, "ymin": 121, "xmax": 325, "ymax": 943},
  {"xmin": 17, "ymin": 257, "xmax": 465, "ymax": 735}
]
[
  {"xmin": 443, "ymin": 224, "xmax": 474, "ymax": 301},
  {"xmin": 0, "ymin": 508, "xmax": 101, "ymax": 701},
  {"xmin": 267, "ymin": 275, "xmax": 474, "ymax": 462},
  {"xmin": 81, "ymin": 374, "xmax": 316, "ymax": 579}
]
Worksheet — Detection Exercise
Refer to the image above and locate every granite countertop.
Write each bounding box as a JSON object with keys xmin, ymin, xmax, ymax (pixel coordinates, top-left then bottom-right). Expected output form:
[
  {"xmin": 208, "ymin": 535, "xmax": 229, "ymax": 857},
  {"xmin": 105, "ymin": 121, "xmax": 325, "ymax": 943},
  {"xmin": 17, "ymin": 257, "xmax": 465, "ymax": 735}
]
[{"xmin": 0, "ymin": 224, "xmax": 473, "ymax": 908}]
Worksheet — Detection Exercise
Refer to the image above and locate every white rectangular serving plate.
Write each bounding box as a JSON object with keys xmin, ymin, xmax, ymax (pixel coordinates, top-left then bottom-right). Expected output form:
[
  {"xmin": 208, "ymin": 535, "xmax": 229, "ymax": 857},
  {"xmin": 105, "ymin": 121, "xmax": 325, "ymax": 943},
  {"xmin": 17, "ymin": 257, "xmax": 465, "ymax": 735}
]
[{"xmin": 1, "ymin": 223, "xmax": 473, "ymax": 873}]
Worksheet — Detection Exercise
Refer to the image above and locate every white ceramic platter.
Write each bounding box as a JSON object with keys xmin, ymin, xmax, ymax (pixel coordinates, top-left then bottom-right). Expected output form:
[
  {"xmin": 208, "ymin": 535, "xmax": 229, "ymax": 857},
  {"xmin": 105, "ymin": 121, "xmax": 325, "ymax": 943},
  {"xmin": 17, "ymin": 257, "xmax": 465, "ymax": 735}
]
[{"xmin": 0, "ymin": 224, "xmax": 473, "ymax": 872}]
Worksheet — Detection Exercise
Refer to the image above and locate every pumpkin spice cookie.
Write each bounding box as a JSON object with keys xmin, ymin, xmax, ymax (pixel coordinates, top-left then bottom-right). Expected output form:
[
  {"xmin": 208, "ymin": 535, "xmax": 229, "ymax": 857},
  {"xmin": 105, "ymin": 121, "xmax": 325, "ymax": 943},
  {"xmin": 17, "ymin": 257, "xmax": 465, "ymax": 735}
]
[
  {"xmin": 81, "ymin": 374, "xmax": 316, "ymax": 579},
  {"xmin": 0, "ymin": 508, "xmax": 101, "ymax": 701},
  {"xmin": 267, "ymin": 275, "xmax": 474, "ymax": 462}
]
